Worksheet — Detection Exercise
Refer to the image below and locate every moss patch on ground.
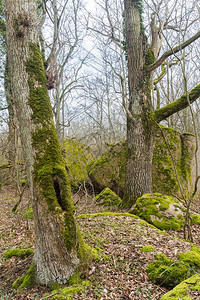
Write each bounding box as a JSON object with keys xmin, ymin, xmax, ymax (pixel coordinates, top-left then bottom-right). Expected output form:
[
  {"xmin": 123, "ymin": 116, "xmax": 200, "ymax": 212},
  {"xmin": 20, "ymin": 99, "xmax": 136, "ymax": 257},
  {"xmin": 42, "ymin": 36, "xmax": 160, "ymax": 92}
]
[
  {"xmin": 4, "ymin": 248, "xmax": 34, "ymax": 259},
  {"xmin": 45, "ymin": 280, "xmax": 91, "ymax": 299},
  {"xmin": 93, "ymin": 187, "xmax": 122, "ymax": 207},
  {"xmin": 161, "ymin": 274, "xmax": 200, "ymax": 300},
  {"xmin": 140, "ymin": 245, "xmax": 155, "ymax": 252},
  {"xmin": 77, "ymin": 212, "xmax": 140, "ymax": 220}
]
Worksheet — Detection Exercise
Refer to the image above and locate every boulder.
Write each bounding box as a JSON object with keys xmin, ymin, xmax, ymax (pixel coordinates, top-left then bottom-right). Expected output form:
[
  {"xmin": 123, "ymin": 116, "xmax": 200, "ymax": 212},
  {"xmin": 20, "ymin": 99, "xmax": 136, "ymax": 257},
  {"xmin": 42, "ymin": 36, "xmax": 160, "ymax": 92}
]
[
  {"xmin": 161, "ymin": 274, "xmax": 200, "ymax": 299},
  {"xmin": 88, "ymin": 141, "xmax": 127, "ymax": 197},
  {"xmin": 88, "ymin": 126, "xmax": 197, "ymax": 197},
  {"xmin": 62, "ymin": 139, "xmax": 94, "ymax": 189},
  {"xmin": 147, "ymin": 250, "xmax": 200, "ymax": 288},
  {"xmin": 129, "ymin": 193, "xmax": 185, "ymax": 230},
  {"xmin": 93, "ymin": 187, "xmax": 122, "ymax": 207},
  {"xmin": 129, "ymin": 193, "xmax": 200, "ymax": 231}
]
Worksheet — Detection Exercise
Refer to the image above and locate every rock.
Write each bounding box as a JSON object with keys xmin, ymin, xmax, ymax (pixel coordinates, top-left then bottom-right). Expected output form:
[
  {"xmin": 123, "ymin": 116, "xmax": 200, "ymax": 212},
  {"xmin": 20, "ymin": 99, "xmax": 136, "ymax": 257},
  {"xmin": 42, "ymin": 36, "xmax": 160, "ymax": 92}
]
[
  {"xmin": 129, "ymin": 193, "xmax": 185, "ymax": 231},
  {"xmin": 88, "ymin": 126, "xmax": 197, "ymax": 197},
  {"xmin": 62, "ymin": 139, "xmax": 94, "ymax": 190},
  {"xmin": 93, "ymin": 187, "xmax": 122, "ymax": 207},
  {"xmin": 161, "ymin": 274, "xmax": 200, "ymax": 299},
  {"xmin": 147, "ymin": 250, "xmax": 200, "ymax": 288},
  {"xmin": 88, "ymin": 141, "xmax": 126, "ymax": 197},
  {"xmin": 129, "ymin": 193, "xmax": 200, "ymax": 231}
]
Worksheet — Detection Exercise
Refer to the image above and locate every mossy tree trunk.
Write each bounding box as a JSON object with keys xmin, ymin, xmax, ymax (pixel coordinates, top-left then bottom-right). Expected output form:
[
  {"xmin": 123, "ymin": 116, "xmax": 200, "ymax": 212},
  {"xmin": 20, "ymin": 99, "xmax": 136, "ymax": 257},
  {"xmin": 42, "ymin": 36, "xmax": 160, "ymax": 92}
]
[
  {"xmin": 122, "ymin": 0, "xmax": 200, "ymax": 208},
  {"xmin": 5, "ymin": 0, "xmax": 88, "ymax": 286}
]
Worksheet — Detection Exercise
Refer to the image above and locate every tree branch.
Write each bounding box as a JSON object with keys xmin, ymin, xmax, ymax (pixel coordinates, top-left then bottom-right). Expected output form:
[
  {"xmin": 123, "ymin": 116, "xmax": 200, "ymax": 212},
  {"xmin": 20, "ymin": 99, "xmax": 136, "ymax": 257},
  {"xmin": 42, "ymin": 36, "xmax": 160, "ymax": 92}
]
[
  {"xmin": 146, "ymin": 31, "xmax": 200, "ymax": 72},
  {"xmin": 154, "ymin": 83, "xmax": 200, "ymax": 122}
]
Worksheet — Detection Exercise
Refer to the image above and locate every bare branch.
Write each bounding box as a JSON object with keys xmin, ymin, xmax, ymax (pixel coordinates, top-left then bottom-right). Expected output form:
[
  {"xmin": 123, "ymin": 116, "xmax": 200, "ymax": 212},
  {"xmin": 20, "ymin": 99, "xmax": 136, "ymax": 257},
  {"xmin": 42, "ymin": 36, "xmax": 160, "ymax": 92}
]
[{"xmin": 146, "ymin": 31, "xmax": 200, "ymax": 72}]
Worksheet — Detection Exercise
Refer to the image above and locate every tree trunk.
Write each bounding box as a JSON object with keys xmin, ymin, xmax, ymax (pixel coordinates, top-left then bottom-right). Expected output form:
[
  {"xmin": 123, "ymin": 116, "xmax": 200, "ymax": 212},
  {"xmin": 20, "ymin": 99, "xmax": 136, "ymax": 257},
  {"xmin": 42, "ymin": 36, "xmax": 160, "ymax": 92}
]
[
  {"xmin": 122, "ymin": 0, "xmax": 154, "ymax": 208},
  {"xmin": 5, "ymin": 0, "xmax": 88, "ymax": 286},
  {"xmin": 124, "ymin": 116, "xmax": 154, "ymax": 208},
  {"xmin": 122, "ymin": 0, "xmax": 200, "ymax": 208}
]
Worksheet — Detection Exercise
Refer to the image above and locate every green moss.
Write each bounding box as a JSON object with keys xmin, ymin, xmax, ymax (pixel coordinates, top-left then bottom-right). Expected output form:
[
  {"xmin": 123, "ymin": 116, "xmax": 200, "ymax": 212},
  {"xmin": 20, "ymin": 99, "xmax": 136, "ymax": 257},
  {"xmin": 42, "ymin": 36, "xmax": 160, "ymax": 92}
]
[
  {"xmin": 161, "ymin": 274, "xmax": 200, "ymax": 300},
  {"xmin": 178, "ymin": 251, "xmax": 200, "ymax": 270},
  {"xmin": 24, "ymin": 206, "xmax": 33, "ymax": 219},
  {"xmin": 155, "ymin": 83, "xmax": 200, "ymax": 123},
  {"xmin": 131, "ymin": 193, "xmax": 184, "ymax": 231},
  {"xmin": 25, "ymin": 42, "xmax": 96, "ymax": 270},
  {"xmin": 141, "ymin": 245, "xmax": 155, "ymax": 252},
  {"xmin": 190, "ymin": 213, "xmax": 200, "ymax": 225},
  {"xmin": 26, "ymin": 42, "xmax": 72, "ymax": 212},
  {"xmin": 152, "ymin": 125, "xmax": 182, "ymax": 195},
  {"xmin": 20, "ymin": 179, "xmax": 26, "ymax": 186},
  {"xmin": 146, "ymin": 254, "xmax": 189, "ymax": 287},
  {"xmin": 89, "ymin": 126, "xmax": 194, "ymax": 199},
  {"xmin": 77, "ymin": 212, "xmax": 140, "ymax": 220},
  {"xmin": 12, "ymin": 265, "xmax": 36, "ymax": 290},
  {"xmin": 145, "ymin": 48, "xmax": 155, "ymax": 66},
  {"xmin": 62, "ymin": 139, "xmax": 94, "ymax": 190},
  {"xmin": 94, "ymin": 187, "xmax": 122, "ymax": 207},
  {"xmin": 51, "ymin": 282, "xmax": 62, "ymax": 291},
  {"xmin": 67, "ymin": 272, "xmax": 83, "ymax": 286},
  {"xmin": 48, "ymin": 280, "xmax": 91, "ymax": 299},
  {"xmin": 177, "ymin": 214, "xmax": 184, "ymax": 220},
  {"xmin": 4, "ymin": 248, "xmax": 34, "ymax": 259},
  {"xmin": 88, "ymin": 141, "xmax": 127, "ymax": 197},
  {"xmin": 147, "ymin": 251, "xmax": 200, "ymax": 288},
  {"xmin": 180, "ymin": 134, "xmax": 193, "ymax": 185},
  {"xmin": 159, "ymin": 202, "xmax": 170, "ymax": 211},
  {"xmin": 191, "ymin": 245, "xmax": 200, "ymax": 255}
]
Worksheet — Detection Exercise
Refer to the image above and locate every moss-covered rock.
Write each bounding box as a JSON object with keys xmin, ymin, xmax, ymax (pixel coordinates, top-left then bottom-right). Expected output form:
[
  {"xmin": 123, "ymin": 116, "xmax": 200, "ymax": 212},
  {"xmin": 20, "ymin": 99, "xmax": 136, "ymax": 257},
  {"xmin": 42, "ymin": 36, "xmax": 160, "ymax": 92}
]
[
  {"xmin": 146, "ymin": 251, "xmax": 200, "ymax": 288},
  {"xmin": 93, "ymin": 187, "xmax": 122, "ymax": 207},
  {"xmin": 129, "ymin": 193, "xmax": 185, "ymax": 231},
  {"xmin": 161, "ymin": 274, "xmax": 200, "ymax": 299},
  {"xmin": 62, "ymin": 139, "xmax": 94, "ymax": 190},
  {"xmin": 88, "ymin": 141, "xmax": 127, "ymax": 197},
  {"xmin": 153, "ymin": 127, "xmax": 196, "ymax": 196},
  {"xmin": 129, "ymin": 193, "xmax": 200, "ymax": 231},
  {"xmin": 88, "ymin": 127, "xmax": 197, "ymax": 197},
  {"xmin": 178, "ymin": 251, "xmax": 200, "ymax": 270},
  {"xmin": 146, "ymin": 254, "xmax": 188, "ymax": 287},
  {"xmin": 4, "ymin": 248, "xmax": 34, "ymax": 259}
]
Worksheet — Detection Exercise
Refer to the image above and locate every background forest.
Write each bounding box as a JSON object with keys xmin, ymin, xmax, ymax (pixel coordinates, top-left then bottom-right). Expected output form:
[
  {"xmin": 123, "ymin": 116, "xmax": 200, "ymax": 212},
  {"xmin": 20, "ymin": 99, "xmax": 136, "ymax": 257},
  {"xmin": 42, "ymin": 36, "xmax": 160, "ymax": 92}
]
[{"xmin": 0, "ymin": 0, "xmax": 200, "ymax": 299}]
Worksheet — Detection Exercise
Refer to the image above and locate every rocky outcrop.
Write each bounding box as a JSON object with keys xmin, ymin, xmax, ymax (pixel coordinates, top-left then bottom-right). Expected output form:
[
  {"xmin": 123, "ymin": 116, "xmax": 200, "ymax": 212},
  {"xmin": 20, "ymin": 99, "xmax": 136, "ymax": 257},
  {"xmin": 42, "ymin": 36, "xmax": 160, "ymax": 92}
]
[{"xmin": 88, "ymin": 126, "xmax": 198, "ymax": 198}]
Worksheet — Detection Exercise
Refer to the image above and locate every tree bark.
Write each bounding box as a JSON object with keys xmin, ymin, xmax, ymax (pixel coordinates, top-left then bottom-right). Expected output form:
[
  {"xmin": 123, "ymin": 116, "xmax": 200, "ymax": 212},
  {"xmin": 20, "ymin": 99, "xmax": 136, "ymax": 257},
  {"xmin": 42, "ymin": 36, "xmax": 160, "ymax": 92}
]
[
  {"xmin": 123, "ymin": 0, "xmax": 154, "ymax": 207},
  {"xmin": 5, "ymin": 0, "xmax": 88, "ymax": 286}
]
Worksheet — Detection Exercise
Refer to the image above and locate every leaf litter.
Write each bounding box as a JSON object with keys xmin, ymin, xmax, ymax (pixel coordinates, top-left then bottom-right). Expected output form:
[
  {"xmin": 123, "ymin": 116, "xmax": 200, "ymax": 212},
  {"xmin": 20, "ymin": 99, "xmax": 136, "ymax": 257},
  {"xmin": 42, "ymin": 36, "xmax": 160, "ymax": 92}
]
[{"xmin": 1, "ymin": 186, "xmax": 200, "ymax": 299}]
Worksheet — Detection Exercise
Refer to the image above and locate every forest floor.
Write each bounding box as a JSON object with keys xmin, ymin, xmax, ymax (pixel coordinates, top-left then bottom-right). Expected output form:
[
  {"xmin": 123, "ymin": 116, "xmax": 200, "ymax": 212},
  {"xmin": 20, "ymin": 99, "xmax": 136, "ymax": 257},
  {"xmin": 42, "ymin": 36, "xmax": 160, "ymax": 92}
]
[{"xmin": 1, "ymin": 185, "xmax": 200, "ymax": 299}]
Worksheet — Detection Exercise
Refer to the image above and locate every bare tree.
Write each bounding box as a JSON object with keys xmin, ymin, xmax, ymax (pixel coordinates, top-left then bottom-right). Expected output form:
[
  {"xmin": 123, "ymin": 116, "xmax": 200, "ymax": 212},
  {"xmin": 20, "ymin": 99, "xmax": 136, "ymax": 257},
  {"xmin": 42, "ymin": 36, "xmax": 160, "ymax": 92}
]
[{"xmin": 43, "ymin": 0, "xmax": 88, "ymax": 141}]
